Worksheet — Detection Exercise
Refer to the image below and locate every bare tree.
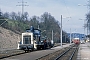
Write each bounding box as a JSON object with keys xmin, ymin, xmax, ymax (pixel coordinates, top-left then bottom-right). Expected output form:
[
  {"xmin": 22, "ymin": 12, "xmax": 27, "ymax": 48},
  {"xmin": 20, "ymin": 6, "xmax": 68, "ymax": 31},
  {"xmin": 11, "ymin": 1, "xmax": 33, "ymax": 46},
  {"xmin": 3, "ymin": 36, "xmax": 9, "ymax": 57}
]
[
  {"xmin": 3, "ymin": 12, "xmax": 10, "ymax": 19},
  {"xmin": 23, "ymin": 12, "xmax": 29, "ymax": 20},
  {"xmin": 10, "ymin": 12, "xmax": 17, "ymax": 20}
]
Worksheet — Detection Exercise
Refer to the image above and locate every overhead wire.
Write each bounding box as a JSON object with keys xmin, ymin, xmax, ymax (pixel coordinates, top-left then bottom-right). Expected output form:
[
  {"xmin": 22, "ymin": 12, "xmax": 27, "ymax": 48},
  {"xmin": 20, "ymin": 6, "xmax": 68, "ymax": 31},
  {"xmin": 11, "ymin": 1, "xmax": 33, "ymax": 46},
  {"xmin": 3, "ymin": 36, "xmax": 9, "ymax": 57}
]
[
  {"xmin": 61, "ymin": 0, "xmax": 72, "ymax": 30},
  {"xmin": 62, "ymin": 0, "xmax": 72, "ymax": 21}
]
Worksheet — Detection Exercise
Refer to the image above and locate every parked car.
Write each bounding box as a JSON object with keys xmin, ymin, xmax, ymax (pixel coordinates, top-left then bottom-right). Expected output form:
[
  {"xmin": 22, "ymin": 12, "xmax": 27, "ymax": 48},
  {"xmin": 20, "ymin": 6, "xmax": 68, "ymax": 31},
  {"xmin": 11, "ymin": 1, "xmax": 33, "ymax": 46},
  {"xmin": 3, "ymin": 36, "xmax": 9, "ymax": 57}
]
[{"xmin": 80, "ymin": 40, "xmax": 85, "ymax": 44}]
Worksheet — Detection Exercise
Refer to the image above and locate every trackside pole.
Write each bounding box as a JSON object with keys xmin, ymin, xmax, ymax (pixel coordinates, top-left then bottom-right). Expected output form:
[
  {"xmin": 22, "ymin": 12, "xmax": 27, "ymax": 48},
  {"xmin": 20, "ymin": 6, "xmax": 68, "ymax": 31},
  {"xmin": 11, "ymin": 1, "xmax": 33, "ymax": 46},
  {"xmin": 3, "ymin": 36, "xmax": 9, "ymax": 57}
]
[{"xmin": 60, "ymin": 15, "xmax": 62, "ymax": 47}]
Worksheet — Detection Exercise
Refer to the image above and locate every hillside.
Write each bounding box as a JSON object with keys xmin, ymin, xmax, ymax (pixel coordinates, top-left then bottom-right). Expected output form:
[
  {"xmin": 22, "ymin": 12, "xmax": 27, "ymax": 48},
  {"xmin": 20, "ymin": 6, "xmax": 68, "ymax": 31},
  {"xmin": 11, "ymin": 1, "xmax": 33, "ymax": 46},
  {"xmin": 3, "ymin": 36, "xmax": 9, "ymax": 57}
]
[
  {"xmin": 0, "ymin": 26, "xmax": 21, "ymax": 49},
  {"xmin": 0, "ymin": 12, "xmax": 70, "ymax": 44}
]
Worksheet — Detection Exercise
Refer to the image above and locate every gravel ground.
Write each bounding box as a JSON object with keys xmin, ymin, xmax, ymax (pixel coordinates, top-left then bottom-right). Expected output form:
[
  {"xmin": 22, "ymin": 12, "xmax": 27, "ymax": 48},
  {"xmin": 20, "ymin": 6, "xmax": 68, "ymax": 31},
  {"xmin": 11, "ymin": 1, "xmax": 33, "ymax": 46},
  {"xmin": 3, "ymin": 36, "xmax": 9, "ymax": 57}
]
[
  {"xmin": 37, "ymin": 47, "xmax": 70, "ymax": 60},
  {"xmin": 37, "ymin": 44, "xmax": 79, "ymax": 60},
  {"xmin": 0, "ymin": 49, "xmax": 25, "ymax": 59}
]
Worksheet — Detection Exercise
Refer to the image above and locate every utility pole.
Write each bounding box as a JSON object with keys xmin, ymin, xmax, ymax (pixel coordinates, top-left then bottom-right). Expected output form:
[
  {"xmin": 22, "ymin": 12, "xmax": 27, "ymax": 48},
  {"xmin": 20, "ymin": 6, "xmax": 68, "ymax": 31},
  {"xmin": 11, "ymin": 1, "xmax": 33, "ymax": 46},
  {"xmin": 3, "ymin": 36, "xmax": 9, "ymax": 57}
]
[
  {"xmin": 60, "ymin": 15, "xmax": 62, "ymax": 47},
  {"xmin": 0, "ymin": 9, "xmax": 1, "ymax": 16},
  {"xmin": 87, "ymin": 0, "xmax": 90, "ymax": 35},
  {"xmin": 38, "ymin": 25, "xmax": 39, "ymax": 29},
  {"xmin": 70, "ymin": 28, "xmax": 71, "ymax": 44},
  {"xmin": 51, "ymin": 30, "xmax": 54, "ymax": 45},
  {"xmin": 16, "ymin": 0, "xmax": 28, "ymax": 20},
  {"xmin": 83, "ymin": 19, "xmax": 86, "ymax": 39},
  {"xmin": 79, "ymin": 19, "xmax": 86, "ymax": 39},
  {"xmin": 78, "ymin": 0, "xmax": 90, "ymax": 37},
  {"xmin": 65, "ymin": 34, "xmax": 66, "ymax": 43},
  {"xmin": 52, "ymin": 30, "xmax": 53, "ymax": 41}
]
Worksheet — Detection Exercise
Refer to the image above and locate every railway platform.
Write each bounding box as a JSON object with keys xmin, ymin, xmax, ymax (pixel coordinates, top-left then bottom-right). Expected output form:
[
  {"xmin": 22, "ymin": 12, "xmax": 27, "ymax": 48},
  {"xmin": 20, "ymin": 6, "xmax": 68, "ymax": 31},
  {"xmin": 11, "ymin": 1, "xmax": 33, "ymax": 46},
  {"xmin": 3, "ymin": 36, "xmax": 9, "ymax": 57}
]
[{"xmin": 77, "ymin": 42, "xmax": 90, "ymax": 60}]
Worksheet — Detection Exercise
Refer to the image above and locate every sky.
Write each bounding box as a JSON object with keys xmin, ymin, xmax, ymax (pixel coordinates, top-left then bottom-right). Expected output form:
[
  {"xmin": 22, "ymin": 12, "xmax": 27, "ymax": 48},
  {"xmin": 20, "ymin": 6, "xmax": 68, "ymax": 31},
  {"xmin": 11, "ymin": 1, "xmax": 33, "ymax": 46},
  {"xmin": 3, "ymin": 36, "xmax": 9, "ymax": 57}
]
[{"xmin": 0, "ymin": 0, "xmax": 89, "ymax": 34}]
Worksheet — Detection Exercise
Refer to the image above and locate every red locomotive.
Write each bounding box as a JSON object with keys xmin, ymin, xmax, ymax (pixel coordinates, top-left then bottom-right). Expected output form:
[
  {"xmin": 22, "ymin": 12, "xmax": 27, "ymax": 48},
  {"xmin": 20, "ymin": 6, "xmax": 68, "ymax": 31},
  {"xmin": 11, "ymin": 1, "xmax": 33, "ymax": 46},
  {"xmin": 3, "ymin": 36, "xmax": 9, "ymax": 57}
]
[{"xmin": 72, "ymin": 38, "xmax": 80, "ymax": 44}]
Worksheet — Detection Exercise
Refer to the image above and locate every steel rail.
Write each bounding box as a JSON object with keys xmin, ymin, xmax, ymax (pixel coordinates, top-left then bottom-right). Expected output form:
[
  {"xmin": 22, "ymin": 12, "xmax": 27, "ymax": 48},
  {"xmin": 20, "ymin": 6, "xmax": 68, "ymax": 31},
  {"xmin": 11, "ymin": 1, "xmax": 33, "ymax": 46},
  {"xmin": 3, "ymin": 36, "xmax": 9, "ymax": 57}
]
[
  {"xmin": 69, "ymin": 46, "xmax": 78, "ymax": 60},
  {"xmin": 54, "ymin": 47, "xmax": 72, "ymax": 60},
  {"xmin": 54, "ymin": 44, "xmax": 78, "ymax": 60}
]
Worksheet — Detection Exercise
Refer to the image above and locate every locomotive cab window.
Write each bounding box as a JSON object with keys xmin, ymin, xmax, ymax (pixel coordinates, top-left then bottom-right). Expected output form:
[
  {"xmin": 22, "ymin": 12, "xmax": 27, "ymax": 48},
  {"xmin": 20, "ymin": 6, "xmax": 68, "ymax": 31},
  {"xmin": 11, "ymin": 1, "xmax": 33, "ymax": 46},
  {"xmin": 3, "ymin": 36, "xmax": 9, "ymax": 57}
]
[{"xmin": 23, "ymin": 35, "xmax": 31, "ymax": 44}]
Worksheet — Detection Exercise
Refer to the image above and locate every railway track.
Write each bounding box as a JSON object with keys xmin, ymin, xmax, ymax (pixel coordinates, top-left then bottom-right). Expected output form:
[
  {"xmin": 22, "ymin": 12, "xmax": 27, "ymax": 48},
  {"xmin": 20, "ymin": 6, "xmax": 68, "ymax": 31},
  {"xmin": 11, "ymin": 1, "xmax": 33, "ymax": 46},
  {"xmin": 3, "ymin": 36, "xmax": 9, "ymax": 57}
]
[
  {"xmin": 54, "ymin": 44, "xmax": 79, "ymax": 60},
  {"xmin": 0, "ymin": 43, "xmax": 64, "ymax": 59},
  {"xmin": 0, "ymin": 43, "xmax": 76, "ymax": 60},
  {"xmin": 37, "ymin": 44, "xmax": 79, "ymax": 60}
]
